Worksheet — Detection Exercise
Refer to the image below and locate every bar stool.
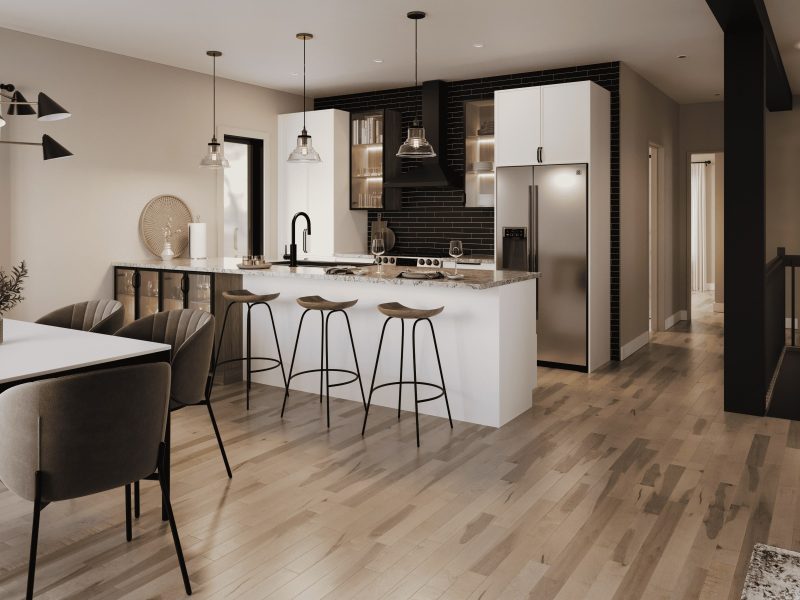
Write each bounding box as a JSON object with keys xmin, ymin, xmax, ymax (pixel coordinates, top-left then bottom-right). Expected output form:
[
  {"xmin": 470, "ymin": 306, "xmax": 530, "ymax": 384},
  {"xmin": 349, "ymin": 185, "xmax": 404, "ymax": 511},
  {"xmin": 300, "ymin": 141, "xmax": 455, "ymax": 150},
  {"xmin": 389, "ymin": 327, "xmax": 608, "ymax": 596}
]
[
  {"xmin": 209, "ymin": 289, "xmax": 286, "ymax": 410},
  {"xmin": 361, "ymin": 302, "xmax": 453, "ymax": 447},
  {"xmin": 281, "ymin": 296, "xmax": 366, "ymax": 427}
]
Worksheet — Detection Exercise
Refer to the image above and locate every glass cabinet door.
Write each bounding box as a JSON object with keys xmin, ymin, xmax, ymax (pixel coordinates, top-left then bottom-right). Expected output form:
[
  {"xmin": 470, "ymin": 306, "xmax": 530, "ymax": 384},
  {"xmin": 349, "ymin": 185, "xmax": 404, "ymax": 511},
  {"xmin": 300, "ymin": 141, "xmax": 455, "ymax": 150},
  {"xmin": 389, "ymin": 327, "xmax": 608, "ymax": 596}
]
[
  {"xmin": 137, "ymin": 270, "xmax": 160, "ymax": 318},
  {"xmin": 187, "ymin": 274, "xmax": 212, "ymax": 313},
  {"xmin": 114, "ymin": 269, "xmax": 136, "ymax": 325},
  {"xmin": 162, "ymin": 272, "xmax": 185, "ymax": 312}
]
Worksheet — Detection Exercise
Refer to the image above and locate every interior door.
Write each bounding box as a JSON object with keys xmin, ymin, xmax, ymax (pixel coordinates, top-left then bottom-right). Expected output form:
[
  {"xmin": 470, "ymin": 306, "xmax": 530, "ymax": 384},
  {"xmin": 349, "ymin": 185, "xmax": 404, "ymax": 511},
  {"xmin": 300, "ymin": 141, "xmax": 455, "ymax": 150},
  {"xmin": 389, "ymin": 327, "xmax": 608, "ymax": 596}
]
[
  {"xmin": 534, "ymin": 164, "xmax": 588, "ymax": 367},
  {"xmin": 541, "ymin": 82, "xmax": 590, "ymax": 165},
  {"xmin": 494, "ymin": 87, "xmax": 541, "ymax": 167}
]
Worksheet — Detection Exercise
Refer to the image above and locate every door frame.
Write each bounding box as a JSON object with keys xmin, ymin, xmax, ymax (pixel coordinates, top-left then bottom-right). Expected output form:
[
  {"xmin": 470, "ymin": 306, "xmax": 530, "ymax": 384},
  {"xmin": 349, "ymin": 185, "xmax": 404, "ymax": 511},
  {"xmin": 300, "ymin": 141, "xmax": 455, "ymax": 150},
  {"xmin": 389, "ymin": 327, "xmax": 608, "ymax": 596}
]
[{"xmin": 649, "ymin": 143, "xmax": 663, "ymax": 332}]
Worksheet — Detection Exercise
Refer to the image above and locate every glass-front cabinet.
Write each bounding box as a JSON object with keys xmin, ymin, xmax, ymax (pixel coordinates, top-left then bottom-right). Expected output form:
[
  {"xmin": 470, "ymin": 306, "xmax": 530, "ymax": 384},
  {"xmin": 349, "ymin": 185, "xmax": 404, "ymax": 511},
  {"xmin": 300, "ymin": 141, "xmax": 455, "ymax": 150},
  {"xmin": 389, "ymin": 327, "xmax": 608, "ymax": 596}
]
[
  {"xmin": 187, "ymin": 274, "xmax": 213, "ymax": 313},
  {"xmin": 115, "ymin": 268, "xmax": 136, "ymax": 325},
  {"xmin": 137, "ymin": 270, "xmax": 160, "ymax": 319},
  {"xmin": 350, "ymin": 109, "xmax": 401, "ymax": 210},
  {"xmin": 464, "ymin": 99, "xmax": 495, "ymax": 207},
  {"xmin": 162, "ymin": 271, "xmax": 185, "ymax": 312}
]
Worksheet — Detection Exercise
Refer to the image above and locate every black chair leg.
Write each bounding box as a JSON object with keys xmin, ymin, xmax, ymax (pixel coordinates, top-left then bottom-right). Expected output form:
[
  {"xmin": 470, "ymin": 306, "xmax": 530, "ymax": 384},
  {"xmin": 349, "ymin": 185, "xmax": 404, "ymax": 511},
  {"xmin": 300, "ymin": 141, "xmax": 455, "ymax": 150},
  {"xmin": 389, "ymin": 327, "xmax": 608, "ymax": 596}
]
[
  {"xmin": 159, "ymin": 444, "xmax": 192, "ymax": 596},
  {"xmin": 362, "ymin": 317, "xmax": 391, "ymax": 436},
  {"xmin": 162, "ymin": 414, "xmax": 171, "ymax": 522},
  {"xmin": 398, "ymin": 319, "xmax": 405, "ymax": 420},
  {"xmin": 427, "ymin": 318, "xmax": 453, "ymax": 428},
  {"xmin": 208, "ymin": 300, "xmax": 235, "ymax": 395},
  {"xmin": 205, "ymin": 399, "xmax": 233, "ymax": 478},
  {"xmin": 125, "ymin": 484, "xmax": 132, "ymax": 542},
  {"xmin": 282, "ymin": 310, "xmax": 309, "ymax": 418},
  {"xmin": 26, "ymin": 470, "xmax": 43, "ymax": 600},
  {"xmin": 412, "ymin": 319, "xmax": 421, "ymax": 448},
  {"xmin": 341, "ymin": 310, "xmax": 367, "ymax": 410},
  {"xmin": 246, "ymin": 304, "xmax": 252, "ymax": 410},
  {"xmin": 324, "ymin": 312, "xmax": 332, "ymax": 428},
  {"xmin": 134, "ymin": 481, "xmax": 140, "ymax": 518}
]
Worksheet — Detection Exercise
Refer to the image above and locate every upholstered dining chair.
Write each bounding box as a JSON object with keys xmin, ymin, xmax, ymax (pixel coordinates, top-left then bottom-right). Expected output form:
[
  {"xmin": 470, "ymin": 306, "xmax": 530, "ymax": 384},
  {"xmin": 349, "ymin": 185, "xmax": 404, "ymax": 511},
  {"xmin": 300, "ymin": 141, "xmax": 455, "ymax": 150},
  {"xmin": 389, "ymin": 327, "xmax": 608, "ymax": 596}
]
[
  {"xmin": 116, "ymin": 309, "xmax": 232, "ymax": 519},
  {"xmin": 36, "ymin": 299, "xmax": 125, "ymax": 335},
  {"xmin": 0, "ymin": 363, "xmax": 192, "ymax": 599}
]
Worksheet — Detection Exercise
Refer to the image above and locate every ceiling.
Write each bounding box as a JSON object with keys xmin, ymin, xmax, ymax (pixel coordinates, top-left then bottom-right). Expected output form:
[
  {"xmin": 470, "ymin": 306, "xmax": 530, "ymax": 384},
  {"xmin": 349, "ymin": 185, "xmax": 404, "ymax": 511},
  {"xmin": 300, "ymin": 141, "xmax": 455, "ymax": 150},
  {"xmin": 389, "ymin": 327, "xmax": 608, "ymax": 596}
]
[{"xmin": 0, "ymin": 0, "xmax": 797, "ymax": 104}]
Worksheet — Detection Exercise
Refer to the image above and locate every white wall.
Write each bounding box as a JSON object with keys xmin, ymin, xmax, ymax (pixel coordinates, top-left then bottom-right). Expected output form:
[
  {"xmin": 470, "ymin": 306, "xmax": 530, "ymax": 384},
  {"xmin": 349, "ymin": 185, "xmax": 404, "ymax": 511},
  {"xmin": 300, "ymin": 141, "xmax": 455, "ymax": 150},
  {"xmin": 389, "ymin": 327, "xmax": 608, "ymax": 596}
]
[
  {"xmin": 619, "ymin": 64, "xmax": 680, "ymax": 343},
  {"xmin": 0, "ymin": 28, "xmax": 302, "ymax": 320}
]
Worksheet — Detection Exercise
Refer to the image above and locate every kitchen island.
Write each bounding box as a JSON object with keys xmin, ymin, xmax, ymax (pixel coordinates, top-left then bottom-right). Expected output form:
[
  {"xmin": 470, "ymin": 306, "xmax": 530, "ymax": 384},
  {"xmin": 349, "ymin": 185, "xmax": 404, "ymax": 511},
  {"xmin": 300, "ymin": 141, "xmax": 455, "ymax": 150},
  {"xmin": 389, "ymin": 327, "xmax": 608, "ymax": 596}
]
[{"xmin": 112, "ymin": 258, "xmax": 538, "ymax": 428}]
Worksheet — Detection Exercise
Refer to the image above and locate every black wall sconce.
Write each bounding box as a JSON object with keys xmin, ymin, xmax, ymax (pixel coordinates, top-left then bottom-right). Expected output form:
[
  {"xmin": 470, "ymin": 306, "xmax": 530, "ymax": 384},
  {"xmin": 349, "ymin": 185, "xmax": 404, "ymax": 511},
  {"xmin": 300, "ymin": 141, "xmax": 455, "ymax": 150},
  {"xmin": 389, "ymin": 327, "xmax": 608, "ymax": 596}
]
[{"xmin": 0, "ymin": 83, "xmax": 73, "ymax": 160}]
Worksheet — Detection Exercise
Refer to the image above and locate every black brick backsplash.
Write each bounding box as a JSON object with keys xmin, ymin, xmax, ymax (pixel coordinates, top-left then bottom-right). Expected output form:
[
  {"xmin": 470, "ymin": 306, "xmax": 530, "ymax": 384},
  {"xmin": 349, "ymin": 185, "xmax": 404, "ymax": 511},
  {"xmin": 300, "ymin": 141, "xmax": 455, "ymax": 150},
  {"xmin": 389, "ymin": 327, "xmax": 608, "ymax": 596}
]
[{"xmin": 317, "ymin": 61, "xmax": 621, "ymax": 360}]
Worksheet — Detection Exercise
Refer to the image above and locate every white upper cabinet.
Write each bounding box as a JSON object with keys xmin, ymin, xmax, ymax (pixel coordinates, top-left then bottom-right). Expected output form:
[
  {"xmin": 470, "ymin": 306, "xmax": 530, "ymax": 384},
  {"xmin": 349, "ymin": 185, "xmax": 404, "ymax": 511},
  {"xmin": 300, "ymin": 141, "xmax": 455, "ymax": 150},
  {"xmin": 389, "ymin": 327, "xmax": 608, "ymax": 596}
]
[
  {"xmin": 541, "ymin": 82, "xmax": 591, "ymax": 164},
  {"xmin": 277, "ymin": 109, "xmax": 366, "ymax": 258},
  {"xmin": 495, "ymin": 81, "xmax": 595, "ymax": 167},
  {"xmin": 494, "ymin": 87, "xmax": 541, "ymax": 167}
]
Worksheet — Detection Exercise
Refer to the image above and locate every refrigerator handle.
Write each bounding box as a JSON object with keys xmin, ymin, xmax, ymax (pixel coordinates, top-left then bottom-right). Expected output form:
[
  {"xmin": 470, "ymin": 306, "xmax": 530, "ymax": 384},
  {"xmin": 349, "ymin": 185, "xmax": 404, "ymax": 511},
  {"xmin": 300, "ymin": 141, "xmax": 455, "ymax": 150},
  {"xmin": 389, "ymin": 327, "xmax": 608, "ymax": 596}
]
[{"xmin": 531, "ymin": 184, "xmax": 539, "ymax": 272}]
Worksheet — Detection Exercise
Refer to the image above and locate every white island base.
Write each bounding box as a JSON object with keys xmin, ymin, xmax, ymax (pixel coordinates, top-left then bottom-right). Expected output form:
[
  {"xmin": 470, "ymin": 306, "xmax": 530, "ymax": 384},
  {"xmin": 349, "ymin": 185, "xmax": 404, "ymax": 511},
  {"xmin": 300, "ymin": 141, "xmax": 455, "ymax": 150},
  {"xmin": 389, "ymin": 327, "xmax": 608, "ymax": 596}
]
[{"xmin": 244, "ymin": 273, "xmax": 536, "ymax": 428}]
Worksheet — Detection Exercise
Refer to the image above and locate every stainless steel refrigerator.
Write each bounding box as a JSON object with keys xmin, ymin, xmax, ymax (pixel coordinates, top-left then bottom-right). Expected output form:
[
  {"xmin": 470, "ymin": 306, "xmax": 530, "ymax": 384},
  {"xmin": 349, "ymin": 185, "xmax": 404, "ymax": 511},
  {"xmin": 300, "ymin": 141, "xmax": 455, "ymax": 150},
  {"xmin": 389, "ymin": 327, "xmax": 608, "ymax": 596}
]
[{"xmin": 496, "ymin": 164, "xmax": 588, "ymax": 370}]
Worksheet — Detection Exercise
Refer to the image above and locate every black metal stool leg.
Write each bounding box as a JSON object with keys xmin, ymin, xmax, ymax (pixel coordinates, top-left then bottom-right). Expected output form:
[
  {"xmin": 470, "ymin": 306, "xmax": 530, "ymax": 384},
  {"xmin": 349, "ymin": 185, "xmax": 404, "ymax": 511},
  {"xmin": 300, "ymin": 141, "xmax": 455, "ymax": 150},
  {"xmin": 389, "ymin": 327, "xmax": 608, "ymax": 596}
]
[
  {"xmin": 266, "ymin": 302, "xmax": 288, "ymax": 388},
  {"xmin": 362, "ymin": 317, "xmax": 391, "ymax": 436},
  {"xmin": 125, "ymin": 484, "xmax": 132, "ymax": 542},
  {"xmin": 412, "ymin": 319, "xmax": 421, "ymax": 447},
  {"xmin": 398, "ymin": 319, "xmax": 405, "ymax": 420},
  {"xmin": 246, "ymin": 303, "xmax": 253, "ymax": 410},
  {"xmin": 319, "ymin": 310, "xmax": 325, "ymax": 404},
  {"xmin": 427, "ymin": 318, "xmax": 453, "ymax": 428},
  {"xmin": 341, "ymin": 310, "xmax": 367, "ymax": 410},
  {"xmin": 282, "ymin": 309, "xmax": 310, "ymax": 417},
  {"xmin": 325, "ymin": 311, "xmax": 332, "ymax": 427},
  {"xmin": 206, "ymin": 397, "xmax": 233, "ymax": 478},
  {"xmin": 134, "ymin": 480, "xmax": 140, "ymax": 518},
  {"xmin": 208, "ymin": 300, "xmax": 235, "ymax": 394}
]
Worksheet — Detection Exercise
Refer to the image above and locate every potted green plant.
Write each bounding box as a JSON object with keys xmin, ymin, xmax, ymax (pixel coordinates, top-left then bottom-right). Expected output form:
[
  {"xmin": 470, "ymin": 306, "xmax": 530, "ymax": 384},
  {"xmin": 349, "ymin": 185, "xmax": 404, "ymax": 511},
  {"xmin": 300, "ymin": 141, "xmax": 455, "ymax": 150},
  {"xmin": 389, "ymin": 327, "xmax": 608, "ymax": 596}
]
[{"xmin": 0, "ymin": 261, "xmax": 28, "ymax": 343}]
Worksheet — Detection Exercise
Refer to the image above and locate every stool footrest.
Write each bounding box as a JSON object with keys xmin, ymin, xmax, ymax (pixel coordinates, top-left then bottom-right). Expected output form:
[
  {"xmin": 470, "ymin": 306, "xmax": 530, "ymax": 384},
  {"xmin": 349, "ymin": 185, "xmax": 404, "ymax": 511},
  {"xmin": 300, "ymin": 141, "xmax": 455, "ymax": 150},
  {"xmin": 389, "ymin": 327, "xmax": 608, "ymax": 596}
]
[
  {"xmin": 288, "ymin": 368, "xmax": 361, "ymax": 389},
  {"xmin": 370, "ymin": 380, "xmax": 445, "ymax": 404}
]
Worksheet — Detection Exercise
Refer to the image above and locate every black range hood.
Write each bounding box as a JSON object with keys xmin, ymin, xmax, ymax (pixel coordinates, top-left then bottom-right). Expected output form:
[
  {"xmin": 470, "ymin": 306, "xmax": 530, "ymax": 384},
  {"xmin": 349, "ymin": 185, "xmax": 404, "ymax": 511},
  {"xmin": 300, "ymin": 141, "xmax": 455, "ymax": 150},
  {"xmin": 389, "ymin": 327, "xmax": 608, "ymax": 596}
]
[{"xmin": 384, "ymin": 80, "xmax": 462, "ymax": 189}]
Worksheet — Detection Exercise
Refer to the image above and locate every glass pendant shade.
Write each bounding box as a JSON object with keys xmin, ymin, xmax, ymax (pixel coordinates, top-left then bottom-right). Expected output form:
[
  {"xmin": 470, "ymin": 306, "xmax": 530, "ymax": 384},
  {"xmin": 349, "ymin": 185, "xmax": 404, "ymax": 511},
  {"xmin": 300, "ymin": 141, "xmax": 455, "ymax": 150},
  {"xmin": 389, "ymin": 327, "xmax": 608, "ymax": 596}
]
[
  {"xmin": 397, "ymin": 124, "xmax": 436, "ymax": 157},
  {"xmin": 41, "ymin": 134, "xmax": 73, "ymax": 160},
  {"xmin": 288, "ymin": 129, "xmax": 321, "ymax": 163},
  {"xmin": 37, "ymin": 92, "xmax": 70, "ymax": 121},
  {"xmin": 200, "ymin": 137, "xmax": 229, "ymax": 168},
  {"xmin": 9, "ymin": 91, "xmax": 36, "ymax": 116}
]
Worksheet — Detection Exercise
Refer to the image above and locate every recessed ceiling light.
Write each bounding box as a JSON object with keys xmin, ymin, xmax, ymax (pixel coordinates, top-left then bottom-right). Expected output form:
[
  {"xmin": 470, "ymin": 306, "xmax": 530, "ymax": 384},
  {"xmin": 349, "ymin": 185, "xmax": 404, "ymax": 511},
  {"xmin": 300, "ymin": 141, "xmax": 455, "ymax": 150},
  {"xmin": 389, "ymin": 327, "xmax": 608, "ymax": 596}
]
[
  {"xmin": 473, "ymin": 42, "xmax": 484, "ymax": 48},
  {"xmin": 676, "ymin": 54, "xmax": 687, "ymax": 59},
  {"xmin": 373, "ymin": 58, "xmax": 384, "ymax": 63}
]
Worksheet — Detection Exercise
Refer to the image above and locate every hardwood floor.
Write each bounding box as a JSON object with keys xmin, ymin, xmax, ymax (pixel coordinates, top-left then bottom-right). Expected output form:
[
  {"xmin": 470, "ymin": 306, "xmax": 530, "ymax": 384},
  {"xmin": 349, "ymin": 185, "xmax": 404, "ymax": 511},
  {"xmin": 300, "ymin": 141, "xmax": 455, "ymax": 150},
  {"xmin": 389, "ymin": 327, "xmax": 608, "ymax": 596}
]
[{"xmin": 0, "ymin": 300, "xmax": 792, "ymax": 599}]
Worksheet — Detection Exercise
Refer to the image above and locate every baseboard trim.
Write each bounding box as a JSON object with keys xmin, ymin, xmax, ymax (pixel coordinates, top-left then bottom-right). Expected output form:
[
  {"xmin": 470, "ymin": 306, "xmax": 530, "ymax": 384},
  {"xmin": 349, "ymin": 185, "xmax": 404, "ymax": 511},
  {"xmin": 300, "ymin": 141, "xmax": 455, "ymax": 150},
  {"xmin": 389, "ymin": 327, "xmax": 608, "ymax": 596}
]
[
  {"xmin": 620, "ymin": 331, "xmax": 650, "ymax": 360},
  {"xmin": 665, "ymin": 310, "xmax": 688, "ymax": 330},
  {"xmin": 713, "ymin": 302, "xmax": 724, "ymax": 313}
]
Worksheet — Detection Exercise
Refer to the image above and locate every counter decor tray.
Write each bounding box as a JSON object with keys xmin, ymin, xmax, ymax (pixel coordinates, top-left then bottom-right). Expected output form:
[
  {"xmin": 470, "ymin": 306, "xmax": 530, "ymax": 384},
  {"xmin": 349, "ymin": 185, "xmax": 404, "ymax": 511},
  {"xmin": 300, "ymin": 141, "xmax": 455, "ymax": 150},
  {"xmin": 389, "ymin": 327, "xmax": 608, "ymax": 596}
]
[
  {"xmin": 397, "ymin": 270, "xmax": 445, "ymax": 280},
  {"xmin": 237, "ymin": 263, "xmax": 272, "ymax": 270}
]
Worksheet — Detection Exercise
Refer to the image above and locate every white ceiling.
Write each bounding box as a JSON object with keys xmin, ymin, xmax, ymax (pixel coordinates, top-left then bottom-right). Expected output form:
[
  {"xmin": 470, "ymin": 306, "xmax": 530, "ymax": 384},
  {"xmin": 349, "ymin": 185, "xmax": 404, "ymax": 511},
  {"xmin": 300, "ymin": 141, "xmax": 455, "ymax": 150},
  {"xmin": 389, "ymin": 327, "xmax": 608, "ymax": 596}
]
[{"xmin": 0, "ymin": 0, "xmax": 797, "ymax": 103}]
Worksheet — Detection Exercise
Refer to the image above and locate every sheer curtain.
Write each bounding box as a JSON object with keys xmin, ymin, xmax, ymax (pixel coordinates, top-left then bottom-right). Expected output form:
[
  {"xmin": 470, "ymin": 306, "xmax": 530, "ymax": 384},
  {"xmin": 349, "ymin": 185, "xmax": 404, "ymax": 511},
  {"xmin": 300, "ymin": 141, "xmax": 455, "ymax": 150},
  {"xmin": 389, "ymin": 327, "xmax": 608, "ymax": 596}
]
[{"xmin": 690, "ymin": 163, "xmax": 707, "ymax": 293}]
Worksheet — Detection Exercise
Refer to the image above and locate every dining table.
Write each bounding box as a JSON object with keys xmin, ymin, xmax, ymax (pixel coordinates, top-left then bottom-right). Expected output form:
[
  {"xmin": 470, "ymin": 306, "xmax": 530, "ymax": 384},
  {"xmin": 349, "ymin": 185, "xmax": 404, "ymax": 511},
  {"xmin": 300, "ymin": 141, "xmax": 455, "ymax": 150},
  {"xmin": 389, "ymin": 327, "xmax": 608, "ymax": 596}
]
[{"xmin": 0, "ymin": 318, "xmax": 171, "ymax": 393}]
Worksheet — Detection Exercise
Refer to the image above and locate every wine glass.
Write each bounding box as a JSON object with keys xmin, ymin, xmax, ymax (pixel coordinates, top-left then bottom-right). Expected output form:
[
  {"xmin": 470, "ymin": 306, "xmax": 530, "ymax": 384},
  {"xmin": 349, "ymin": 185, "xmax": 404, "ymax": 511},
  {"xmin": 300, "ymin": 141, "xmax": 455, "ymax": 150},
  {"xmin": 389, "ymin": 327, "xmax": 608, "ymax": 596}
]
[
  {"xmin": 449, "ymin": 240, "xmax": 464, "ymax": 275},
  {"xmin": 372, "ymin": 236, "xmax": 386, "ymax": 277}
]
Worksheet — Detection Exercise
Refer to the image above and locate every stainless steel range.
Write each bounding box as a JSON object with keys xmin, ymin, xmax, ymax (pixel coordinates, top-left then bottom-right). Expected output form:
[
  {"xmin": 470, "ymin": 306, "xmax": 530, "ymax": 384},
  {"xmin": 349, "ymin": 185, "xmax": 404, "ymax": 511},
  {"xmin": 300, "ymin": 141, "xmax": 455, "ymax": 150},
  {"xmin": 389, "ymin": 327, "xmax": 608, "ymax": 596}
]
[{"xmin": 374, "ymin": 255, "xmax": 446, "ymax": 268}]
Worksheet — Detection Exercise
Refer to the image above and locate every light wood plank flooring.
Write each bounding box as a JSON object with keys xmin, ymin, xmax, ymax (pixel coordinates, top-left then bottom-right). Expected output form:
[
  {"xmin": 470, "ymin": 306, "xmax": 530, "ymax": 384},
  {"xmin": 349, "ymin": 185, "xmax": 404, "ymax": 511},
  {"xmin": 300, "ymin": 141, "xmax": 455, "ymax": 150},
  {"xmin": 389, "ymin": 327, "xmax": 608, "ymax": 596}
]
[{"xmin": 0, "ymin": 299, "xmax": 793, "ymax": 599}]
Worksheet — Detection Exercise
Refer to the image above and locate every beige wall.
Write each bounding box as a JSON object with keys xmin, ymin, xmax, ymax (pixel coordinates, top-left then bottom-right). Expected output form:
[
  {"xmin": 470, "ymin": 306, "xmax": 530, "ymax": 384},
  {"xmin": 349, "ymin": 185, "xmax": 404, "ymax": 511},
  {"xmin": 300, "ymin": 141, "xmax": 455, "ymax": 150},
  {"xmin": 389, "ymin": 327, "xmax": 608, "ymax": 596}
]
[
  {"xmin": 766, "ymin": 96, "xmax": 800, "ymax": 258},
  {"xmin": 619, "ymin": 64, "xmax": 680, "ymax": 346},
  {"xmin": 0, "ymin": 28, "xmax": 302, "ymax": 320}
]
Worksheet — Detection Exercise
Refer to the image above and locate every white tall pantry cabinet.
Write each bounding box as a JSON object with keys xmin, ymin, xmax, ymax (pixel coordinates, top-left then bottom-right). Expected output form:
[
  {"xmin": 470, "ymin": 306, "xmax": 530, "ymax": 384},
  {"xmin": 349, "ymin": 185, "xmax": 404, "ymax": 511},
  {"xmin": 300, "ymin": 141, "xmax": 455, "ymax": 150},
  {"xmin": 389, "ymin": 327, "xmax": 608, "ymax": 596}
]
[
  {"xmin": 277, "ymin": 109, "xmax": 367, "ymax": 258},
  {"xmin": 495, "ymin": 81, "xmax": 611, "ymax": 371}
]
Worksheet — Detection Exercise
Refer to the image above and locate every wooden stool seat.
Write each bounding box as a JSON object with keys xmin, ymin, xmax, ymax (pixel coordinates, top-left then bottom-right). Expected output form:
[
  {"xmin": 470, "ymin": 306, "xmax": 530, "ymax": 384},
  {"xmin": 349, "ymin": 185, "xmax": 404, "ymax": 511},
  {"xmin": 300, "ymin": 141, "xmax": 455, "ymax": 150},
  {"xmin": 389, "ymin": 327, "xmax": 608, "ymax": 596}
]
[
  {"xmin": 378, "ymin": 302, "xmax": 444, "ymax": 320},
  {"xmin": 222, "ymin": 289, "xmax": 280, "ymax": 303},
  {"xmin": 296, "ymin": 295, "xmax": 358, "ymax": 311}
]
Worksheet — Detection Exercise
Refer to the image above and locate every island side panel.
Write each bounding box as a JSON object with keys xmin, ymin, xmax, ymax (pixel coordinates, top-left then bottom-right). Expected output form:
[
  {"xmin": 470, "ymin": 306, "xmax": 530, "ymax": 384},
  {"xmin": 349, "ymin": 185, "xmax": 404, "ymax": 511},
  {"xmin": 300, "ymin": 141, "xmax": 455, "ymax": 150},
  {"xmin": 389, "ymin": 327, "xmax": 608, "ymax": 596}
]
[
  {"xmin": 243, "ymin": 275, "xmax": 516, "ymax": 428},
  {"xmin": 498, "ymin": 278, "xmax": 537, "ymax": 426}
]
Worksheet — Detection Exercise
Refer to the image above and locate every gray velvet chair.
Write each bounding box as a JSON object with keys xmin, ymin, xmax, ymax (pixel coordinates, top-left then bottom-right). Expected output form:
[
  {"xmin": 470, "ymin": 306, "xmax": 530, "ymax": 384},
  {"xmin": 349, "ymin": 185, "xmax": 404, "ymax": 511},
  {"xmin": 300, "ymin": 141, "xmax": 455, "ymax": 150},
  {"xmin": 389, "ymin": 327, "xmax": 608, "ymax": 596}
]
[
  {"xmin": 115, "ymin": 309, "xmax": 232, "ymax": 519},
  {"xmin": 0, "ymin": 363, "xmax": 192, "ymax": 599},
  {"xmin": 36, "ymin": 299, "xmax": 125, "ymax": 335}
]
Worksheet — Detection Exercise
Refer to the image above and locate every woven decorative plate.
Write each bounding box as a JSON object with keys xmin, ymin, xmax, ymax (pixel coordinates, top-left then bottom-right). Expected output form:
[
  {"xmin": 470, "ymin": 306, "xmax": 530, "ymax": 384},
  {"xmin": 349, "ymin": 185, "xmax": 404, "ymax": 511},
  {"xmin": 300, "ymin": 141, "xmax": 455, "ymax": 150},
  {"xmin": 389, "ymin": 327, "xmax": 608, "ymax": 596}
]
[{"xmin": 139, "ymin": 195, "xmax": 192, "ymax": 258}]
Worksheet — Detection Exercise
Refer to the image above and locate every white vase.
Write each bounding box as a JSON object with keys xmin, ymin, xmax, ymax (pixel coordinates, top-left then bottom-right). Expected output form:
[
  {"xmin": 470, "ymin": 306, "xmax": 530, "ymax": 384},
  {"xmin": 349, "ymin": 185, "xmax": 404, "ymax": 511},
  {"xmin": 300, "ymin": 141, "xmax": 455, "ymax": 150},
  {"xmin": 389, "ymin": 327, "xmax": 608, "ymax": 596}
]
[{"xmin": 161, "ymin": 241, "xmax": 175, "ymax": 261}]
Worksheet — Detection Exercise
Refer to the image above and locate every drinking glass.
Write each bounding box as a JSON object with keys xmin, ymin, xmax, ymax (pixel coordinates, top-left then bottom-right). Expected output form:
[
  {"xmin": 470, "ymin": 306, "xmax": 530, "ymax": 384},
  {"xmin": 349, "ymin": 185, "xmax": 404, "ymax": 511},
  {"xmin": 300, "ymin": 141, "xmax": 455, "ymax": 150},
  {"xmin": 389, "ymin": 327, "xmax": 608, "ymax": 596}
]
[
  {"xmin": 372, "ymin": 236, "xmax": 386, "ymax": 276},
  {"xmin": 449, "ymin": 240, "xmax": 464, "ymax": 275}
]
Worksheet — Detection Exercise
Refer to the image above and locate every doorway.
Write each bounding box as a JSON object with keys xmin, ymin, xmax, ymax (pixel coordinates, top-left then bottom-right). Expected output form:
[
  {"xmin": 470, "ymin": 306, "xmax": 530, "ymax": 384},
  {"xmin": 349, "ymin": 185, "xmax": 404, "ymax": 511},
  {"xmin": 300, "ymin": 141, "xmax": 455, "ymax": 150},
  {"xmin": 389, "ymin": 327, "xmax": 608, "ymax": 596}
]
[
  {"xmin": 689, "ymin": 153, "xmax": 723, "ymax": 317},
  {"xmin": 223, "ymin": 135, "xmax": 264, "ymax": 257}
]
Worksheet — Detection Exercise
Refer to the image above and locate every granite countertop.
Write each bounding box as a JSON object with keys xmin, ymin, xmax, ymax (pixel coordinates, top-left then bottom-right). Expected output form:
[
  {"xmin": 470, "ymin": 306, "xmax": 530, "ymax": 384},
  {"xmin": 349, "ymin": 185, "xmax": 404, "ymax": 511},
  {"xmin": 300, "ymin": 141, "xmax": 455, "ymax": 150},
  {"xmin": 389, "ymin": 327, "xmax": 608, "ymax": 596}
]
[
  {"xmin": 741, "ymin": 544, "xmax": 800, "ymax": 599},
  {"xmin": 112, "ymin": 258, "xmax": 539, "ymax": 291}
]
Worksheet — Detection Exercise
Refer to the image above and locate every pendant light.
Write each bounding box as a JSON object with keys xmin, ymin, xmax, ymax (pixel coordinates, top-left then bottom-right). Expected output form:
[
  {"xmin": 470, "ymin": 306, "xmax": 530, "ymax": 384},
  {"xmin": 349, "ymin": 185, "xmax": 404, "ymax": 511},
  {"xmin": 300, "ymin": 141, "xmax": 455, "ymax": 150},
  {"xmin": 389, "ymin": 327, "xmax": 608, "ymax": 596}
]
[
  {"xmin": 287, "ymin": 33, "xmax": 321, "ymax": 163},
  {"xmin": 397, "ymin": 11, "xmax": 436, "ymax": 158},
  {"xmin": 200, "ymin": 50, "xmax": 229, "ymax": 169}
]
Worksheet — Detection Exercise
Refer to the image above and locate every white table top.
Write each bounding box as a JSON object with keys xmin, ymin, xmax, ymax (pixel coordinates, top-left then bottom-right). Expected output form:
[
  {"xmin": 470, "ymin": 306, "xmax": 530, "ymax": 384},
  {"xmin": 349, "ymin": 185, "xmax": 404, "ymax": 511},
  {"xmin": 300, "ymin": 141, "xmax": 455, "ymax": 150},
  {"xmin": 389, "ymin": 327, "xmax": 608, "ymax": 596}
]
[{"xmin": 0, "ymin": 319, "xmax": 171, "ymax": 386}]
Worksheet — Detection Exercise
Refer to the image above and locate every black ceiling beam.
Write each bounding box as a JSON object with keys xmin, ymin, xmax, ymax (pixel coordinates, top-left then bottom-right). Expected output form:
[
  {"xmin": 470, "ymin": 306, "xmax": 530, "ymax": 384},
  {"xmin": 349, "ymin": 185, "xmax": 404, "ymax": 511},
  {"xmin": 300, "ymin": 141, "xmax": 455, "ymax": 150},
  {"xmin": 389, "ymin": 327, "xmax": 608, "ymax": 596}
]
[{"xmin": 706, "ymin": 0, "xmax": 792, "ymax": 111}]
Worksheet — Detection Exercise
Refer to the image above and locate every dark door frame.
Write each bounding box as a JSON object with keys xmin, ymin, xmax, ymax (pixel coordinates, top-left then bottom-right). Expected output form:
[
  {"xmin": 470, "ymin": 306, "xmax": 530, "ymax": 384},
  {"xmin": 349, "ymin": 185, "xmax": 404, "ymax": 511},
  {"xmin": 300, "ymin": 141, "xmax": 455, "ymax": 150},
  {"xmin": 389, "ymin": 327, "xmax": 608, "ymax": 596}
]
[{"xmin": 224, "ymin": 134, "xmax": 265, "ymax": 256}]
